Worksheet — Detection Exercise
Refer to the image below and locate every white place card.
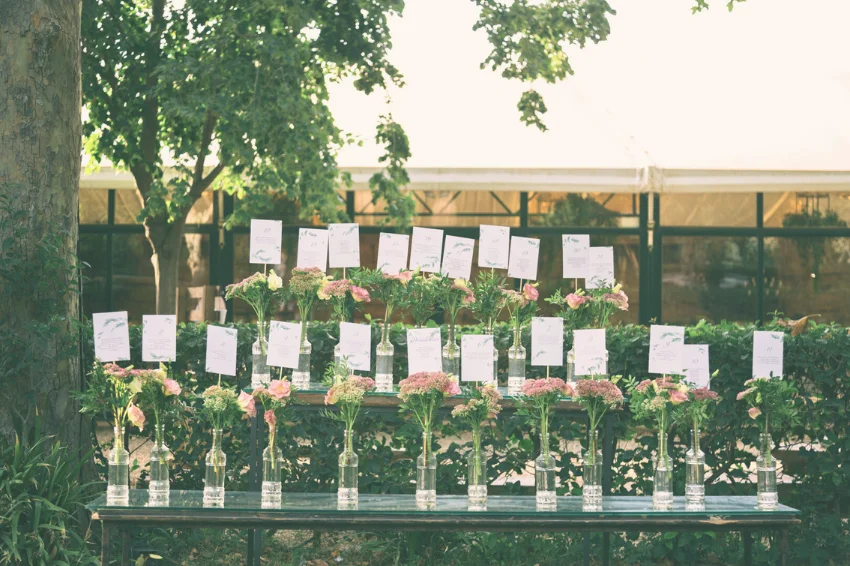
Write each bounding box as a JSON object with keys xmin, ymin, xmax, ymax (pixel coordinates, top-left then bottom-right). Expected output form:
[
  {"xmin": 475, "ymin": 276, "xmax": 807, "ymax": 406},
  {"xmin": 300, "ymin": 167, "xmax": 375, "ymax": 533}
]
[
  {"xmin": 377, "ymin": 233, "xmax": 410, "ymax": 274},
  {"xmin": 406, "ymin": 327, "xmax": 443, "ymax": 375},
  {"xmin": 296, "ymin": 228, "xmax": 329, "ymax": 272},
  {"xmin": 562, "ymin": 234, "xmax": 590, "ymax": 279},
  {"xmin": 508, "ymin": 236, "xmax": 540, "ymax": 280},
  {"xmin": 328, "ymin": 223, "xmax": 361, "ymax": 268},
  {"xmin": 267, "ymin": 321, "xmax": 302, "ymax": 370},
  {"xmin": 441, "ymin": 236, "xmax": 475, "ymax": 280},
  {"xmin": 205, "ymin": 326, "xmax": 238, "ymax": 377},
  {"xmin": 249, "ymin": 219, "xmax": 282, "ymax": 264},
  {"xmin": 683, "ymin": 345, "xmax": 711, "ymax": 389},
  {"xmin": 478, "ymin": 225, "xmax": 510, "ymax": 269},
  {"xmin": 339, "ymin": 322, "xmax": 371, "ymax": 372},
  {"xmin": 461, "ymin": 334, "xmax": 495, "ymax": 382},
  {"xmin": 409, "ymin": 227, "xmax": 444, "ymax": 273},
  {"xmin": 648, "ymin": 325, "xmax": 686, "ymax": 375},
  {"xmin": 586, "ymin": 246, "xmax": 615, "ymax": 289},
  {"xmin": 753, "ymin": 331, "xmax": 784, "ymax": 379},
  {"xmin": 531, "ymin": 317, "xmax": 564, "ymax": 367},
  {"xmin": 93, "ymin": 311, "xmax": 130, "ymax": 362},
  {"xmin": 142, "ymin": 315, "xmax": 176, "ymax": 362},
  {"xmin": 574, "ymin": 328, "xmax": 608, "ymax": 376}
]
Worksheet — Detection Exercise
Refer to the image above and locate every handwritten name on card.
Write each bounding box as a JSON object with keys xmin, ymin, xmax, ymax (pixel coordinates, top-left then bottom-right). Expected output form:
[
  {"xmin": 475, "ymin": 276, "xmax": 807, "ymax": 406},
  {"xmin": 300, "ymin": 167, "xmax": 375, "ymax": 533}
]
[
  {"xmin": 93, "ymin": 311, "xmax": 130, "ymax": 362},
  {"xmin": 377, "ymin": 233, "xmax": 409, "ymax": 274},
  {"xmin": 562, "ymin": 234, "xmax": 590, "ymax": 279},
  {"xmin": 508, "ymin": 236, "xmax": 540, "ymax": 280},
  {"xmin": 531, "ymin": 317, "xmax": 564, "ymax": 367},
  {"xmin": 142, "ymin": 315, "xmax": 176, "ymax": 362},
  {"xmin": 205, "ymin": 326, "xmax": 238, "ymax": 377},
  {"xmin": 409, "ymin": 227, "xmax": 444, "ymax": 273},
  {"xmin": 753, "ymin": 331, "xmax": 784, "ymax": 379},
  {"xmin": 267, "ymin": 321, "xmax": 303, "ymax": 370},
  {"xmin": 328, "ymin": 223, "xmax": 361, "ymax": 268},
  {"xmin": 478, "ymin": 225, "xmax": 510, "ymax": 269},
  {"xmin": 648, "ymin": 325, "xmax": 685, "ymax": 375},
  {"xmin": 297, "ymin": 228, "xmax": 329, "ymax": 272},
  {"xmin": 407, "ymin": 328, "xmax": 442, "ymax": 375},
  {"xmin": 249, "ymin": 219, "xmax": 282, "ymax": 264}
]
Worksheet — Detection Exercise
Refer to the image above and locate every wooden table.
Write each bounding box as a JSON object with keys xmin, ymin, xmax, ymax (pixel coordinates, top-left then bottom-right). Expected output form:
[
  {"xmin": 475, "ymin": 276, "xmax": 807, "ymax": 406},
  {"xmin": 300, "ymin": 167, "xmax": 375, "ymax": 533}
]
[{"xmin": 87, "ymin": 492, "xmax": 800, "ymax": 566}]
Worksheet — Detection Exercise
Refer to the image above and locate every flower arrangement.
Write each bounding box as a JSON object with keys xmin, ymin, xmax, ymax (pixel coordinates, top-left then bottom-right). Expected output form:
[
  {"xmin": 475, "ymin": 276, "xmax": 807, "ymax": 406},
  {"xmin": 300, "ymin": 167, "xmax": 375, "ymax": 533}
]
[
  {"xmin": 545, "ymin": 282, "xmax": 629, "ymax": 330},
  {"xmin": 452, "ymin": 384, "xmax": 502, "ymax": 500},
  {"xmin": 323, "ymin": 362, "xmax": 376, "ymax": 452},
  {"xmin": 674, "ymin": 376, "xmax": 721, "ymax": 453},
  {"xmin": 359, "ymin": 268, "xmax": 415, "ymax": 343},
  {"xmin": 434, "ymin": 275, "xmax": 476, "ymax": 349},
  {"xmin": 737, "ymin": 377, "xmax": 799, "ymax": 460},
  {"xmin": 77, "ymin": 362, "xmax": 145, "ymax": 433},
  {"xmin": 574, "ymin": 378, "xmax": 624, "ymax": 437},
  {"xmin": 502, "ymin": 283, "xmax": 539, "ymax": 345},
  {"xmin": 519, "ymin": 377, "xmax": 573, "ymax": 449},
  {"xmin": 318, "ymin": 276, "xmax": 371, "ymax": 323},
  {"xmin": 398, "ymin": 371, "xmax": 461, "ymax": 455},
  {"xmin": 407, "ymin": 273, "xmax": 438, "ymax": 328},
  {"xmin": 288, "ymin": 267, "xmax": 326, "ymax": 337},
  {"xmin": 225, "ymin": 270, "xmax": 286, "ymax": 351},
  {"xmin": 202, "ymin": 385, "xmax": 242, "ymax": 431},
  {"xmin": 135, "ymin": 367, "xmax": 183, "ymax": 433},
  {"xmin": 467, "ymin": 270, "xmax": 507, "ymax": 332}
]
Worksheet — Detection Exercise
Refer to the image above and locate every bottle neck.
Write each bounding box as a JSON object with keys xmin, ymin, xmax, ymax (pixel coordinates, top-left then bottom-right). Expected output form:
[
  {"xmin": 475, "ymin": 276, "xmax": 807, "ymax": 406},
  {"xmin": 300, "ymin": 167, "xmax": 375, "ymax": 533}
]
[
  {"xmin": 211, "ymin": 429, "xmax": 223, "ymax": 450},
  {"xmin": 587, "ymin": 428, "xmax": 599, "ymax": 463},
  {"xmin": 691, "ymin": 426, "xmax": 701, "ymax": 454},
  {"xmin": 113, "ymin": 425, "xmax": 125, "ymax": 452},
  {"xmin": 155, "ymin": 423, "xmax": 166, "ymax": 446},
  {"xmin": 344, "ymin": 428, "xmax": 354, "ymax": 454},
  {"xmin": 422, "ymin": 431, "xmax": 432, "ymax": 460}
]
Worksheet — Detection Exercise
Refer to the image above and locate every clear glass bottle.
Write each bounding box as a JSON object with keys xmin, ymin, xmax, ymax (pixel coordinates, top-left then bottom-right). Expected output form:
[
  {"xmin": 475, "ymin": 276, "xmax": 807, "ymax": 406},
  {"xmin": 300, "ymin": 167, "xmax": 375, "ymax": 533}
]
[
  {"xmin": 375, "ymin": 322, "xmax": 394, "ymax": 392},
  {"xmin": 333, "ymin": 342, "xmax": 342, "ymax": 367},
  {"xmin": 251, "ymin": 321, "xmax": 270, "ymax": 388},
  {"xmin": 291, "ymin": 330, "xmax": 312, "ymax": 390},
  {"xmin": 566, "ymin": 348, "xmax": 576, "ymax": 384},
  {"xmin": 757, "ymin": 432, "xmax": 779, "ymax": 511},
  {"xmin": 653, "ymin": 429, "xmax": 673, "ymax": 510},
  {"xmin": 107, "ymin": 425, "xmax": 129, "ymax": 505},
  {"xmin": 203, "ymin": 429, "xmax": 226, "ymax": 506},
  {"xmin": 148, "ymin": 423, "xmax": 171, "ymax": 505},
  {"xmin": 535, "ymin": 415, "xmax": 556, "ymax": 508},
  {"xmin": 583, "ymin": 429, "xmax": 603, "ymax": 511},
  {"xmin": 467, "ymin": 429, "xmax": 487, "ymax": 507},
  {"xmin": 507, "ymin": 325, "xmax": 526, "ymax": 393},
  {"xmin": 441, "ymin": 327, "xmax": 460, "ymax": 377},
  {"xmin": 338, "ymin": 430, "xmax": 359, "ymax": 503},
  {"xmin": 262, "ymin": 426, "xmax": 282, "ymax": 507},
  {"xmin": 416, "ymin": 431, "xmax": 437, "ymax": 507},
  {"xmin": 685, "ymin": 427, "xmax": 706, "ymax": 509}
]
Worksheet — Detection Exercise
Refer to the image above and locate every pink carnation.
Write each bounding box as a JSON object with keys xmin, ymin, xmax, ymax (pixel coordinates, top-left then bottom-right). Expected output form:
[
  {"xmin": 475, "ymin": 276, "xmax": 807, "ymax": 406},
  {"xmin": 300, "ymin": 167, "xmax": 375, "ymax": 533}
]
[
  {"xmin": 522, "ymin": 283, "xmax": 539, "ymax": 302},
  {"xmin": 267, "ymin": 380, "xmax": 291, "ymax": 401},
  {"xmin": 238, "ymin": 390, "xmax": 256, "ymax": 418},
  {"xmin": 128, "ymin": 404, "xmax": 146, "ymax": 431},
  {"xmin": 634, "ymin": 379, "xmax": 653, "ymax": 393},
  {"xmin": 319, "ymin": 279, "xmax": 351, "ymax": 300},
  {"xmin": 736, "ymin": 387, "xmax": 756, "ymax": 401},
  {"xmin": 565, "ymin": 293, "xmax": 590, "ymax": 310},
  {"xmin": 264, "ymin": 410, "xmax": 277, "ymax": 427},
  {"xmin": 669, "ymin": 389, "xmax": 688, "ymax": 405},
  {"xmin": 163, "ymin": 378, "xmax": 181, "ymax": 396},
  {"xmin": 384, "ymin": 271, "xmax": 413, "ymax": 284},
  {"xmin": 748, "ymin": 407, "xmax": 761, "ymax": 420},
  {"xmin": 520, "ymin": 377, "xmax": 573, "ymax": 398},
  {"xmin": 350, "ymin": 285, "xmax": 371, "ymax": 303}
]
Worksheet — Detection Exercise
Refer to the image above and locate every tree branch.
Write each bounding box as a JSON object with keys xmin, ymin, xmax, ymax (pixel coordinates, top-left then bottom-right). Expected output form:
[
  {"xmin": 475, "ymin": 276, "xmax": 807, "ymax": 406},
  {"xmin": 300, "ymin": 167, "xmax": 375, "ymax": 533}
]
[
  {"xmin": 183, "ymin": 110, "xmax": 223, "ymax": 212},
  {"xmin": 136, "ymin": 0, "xmax": 166, "ymax": 202}
]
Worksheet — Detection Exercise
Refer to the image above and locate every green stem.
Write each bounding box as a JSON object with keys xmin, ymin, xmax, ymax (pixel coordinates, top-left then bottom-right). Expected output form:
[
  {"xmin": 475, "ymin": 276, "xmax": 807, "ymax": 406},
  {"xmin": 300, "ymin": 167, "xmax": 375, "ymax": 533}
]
[
  {"xmin": 472, "ymin": 424, "xmax": 482, "ymax": 484},
  {"xmin": 658, "ymin": 405, "xmax": 668, "ymax": 461},
  {"xmin": 692, "ymin": 416, "xmax": 701, "ymax": 455},
  {"xmin": 540, "ymin": 404, "xmax": 550, "ymax": 458}
]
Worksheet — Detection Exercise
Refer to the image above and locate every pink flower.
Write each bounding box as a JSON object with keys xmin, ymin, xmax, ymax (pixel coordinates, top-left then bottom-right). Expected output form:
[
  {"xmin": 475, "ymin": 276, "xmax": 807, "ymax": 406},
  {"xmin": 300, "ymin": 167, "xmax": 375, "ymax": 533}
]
[
  {"xmin": 398, "ymin": 371, "xmax": 459, "ymax": 400},
  {"xmin": 238, "ymin": 391, "xmax": 256, "ymax": 418},
  {"xmin": 691, "ymin": 388, "xmax": 719, "ymax": 402},
  {"xmin": 264, "ymin": 410, "xmax": 277, "ymax": 428},
  {"xmin": 384, "ymin": 271, "xmax": 413, "ymax": 285},
  {"xmin": 127, "ymin": 404, "xmax": 146, "ymax": 431},
  {"xmin": 737, "ymin": 388, "xmax": 756, "ymax": 401},
  {"xmin": 566, "ymin": 293, "xmax": 589, "ymax": 310},
  {"xmin": 669, "ymin": 389, "xmax": 688, "ymax": 405},
  {"xmin": 446, "ymin": 379, "xmax": 461, "ymax": 396},
  {"xmin": 748, "ymin": 407, "xmax": 761, "ymax": 420},
  {"xmin": 604, "ymin": 290, "xmax": 629, "ymax": 311},
  {"xmin": 163, "ymin": 378, "xmax": 181, "ymax": 396},
  {"xmin": 575, "ymin": 379, "xmax": 624, "ymax": 405},
  {"xmin": 350, "ymin": 285, "xmax": 371, "ymax": 303},
  {"xmin": 520, "ymin": 377, "xmax": 573, "ymax": 398},
  {"xmin": 522, "ymin": 283, "xmax": 539, "ymax": 302},
  {"xmin": 267, "ymin": 380, "xmax": 291, "ymax": 401}
]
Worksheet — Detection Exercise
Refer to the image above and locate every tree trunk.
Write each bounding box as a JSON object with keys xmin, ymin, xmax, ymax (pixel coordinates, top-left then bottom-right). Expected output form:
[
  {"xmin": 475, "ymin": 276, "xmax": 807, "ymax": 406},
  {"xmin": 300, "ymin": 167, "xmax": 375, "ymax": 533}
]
[
  {"xmin": 0, "ymin": 0, "xmax": 83, "ymax": 447},
  {"xmin": 145, "ymin": 217, "xmax": 186, "ymax": 315}
]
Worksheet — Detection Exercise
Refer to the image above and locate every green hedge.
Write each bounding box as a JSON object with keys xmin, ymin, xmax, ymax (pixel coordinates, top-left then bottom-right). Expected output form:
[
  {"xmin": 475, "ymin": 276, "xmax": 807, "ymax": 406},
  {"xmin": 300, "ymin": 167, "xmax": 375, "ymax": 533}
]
[{"xmin": 82, "ymin": 320, "xmax": 850, "ymax": 564}]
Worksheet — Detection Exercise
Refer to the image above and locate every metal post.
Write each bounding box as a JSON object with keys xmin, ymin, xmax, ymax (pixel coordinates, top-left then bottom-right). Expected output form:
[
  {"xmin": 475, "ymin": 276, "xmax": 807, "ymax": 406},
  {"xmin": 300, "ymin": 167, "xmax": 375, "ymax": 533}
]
[
  {"xmin": 638, "ymin": 194, "xmax": 650, "ymax": 325},
  {"xmin": 602, "ymin": 413, "xmax": 614, "ymax": 566},
  {"xmin": 222, "ymin": 193, "xmax": 235, "ymax": 322},
  {"xmin": 122, "ymin": 529, "xmax": 131, "ymax": 566},
  {"xmin": 107, "ymin": 189, "xmax": 115, "ymax": 311},
  {"xmin": 247, "ymin": 408, "xmax": 263, "ymax": 566},
  {"xmin": 743, "ymin": 530, "xmax": 753, "ymax": 565},
  {"xmin": 756, "ymin": 194, "xmax": 765, "ymax": 325},
  {"xmin": 519, "ymin": 192, "xmax": 529, "ymax": 228},
  {"xmin": 101, "ymin": 523, "xmax": 111, "ymax": 565}
]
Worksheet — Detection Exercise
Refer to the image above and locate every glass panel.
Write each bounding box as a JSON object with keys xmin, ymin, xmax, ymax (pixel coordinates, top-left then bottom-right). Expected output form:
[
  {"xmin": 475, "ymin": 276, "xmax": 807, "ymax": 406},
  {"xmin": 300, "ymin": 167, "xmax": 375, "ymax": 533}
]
[
  {"xmin": 768, "ymin": 236, "xmax": 850, "ymax": 324},
  {"xmin": 112, "ymin": 234, "xmax": 155, "ymax": 322},
  {"xmin": 80, "ymin": 189, "xmax": 109, "ymax": 224},
  {"xmin": 661, "ymin": 193, "xmax": 756, "ymax": 227},
  {"xmin": 79, "ymin": 234, "xmax": 109, "ymax": 317},
  {"xmin": 114, "ymin": 190, "xmax": 143, "ymax": 224},
  {"xmin": 764, "ymin": 192, "xmax": 850, "ymax": 228},
  {"xmin": 661, "ymin": 236, "xmax": 759, "ymax": 324},
  {"xmin": 529, "ymin": 193, "xmax": 639, "ymax": 228},
  {"xmin": 353, "ymin": 190, "xmax": 521, "ymax": 227}
]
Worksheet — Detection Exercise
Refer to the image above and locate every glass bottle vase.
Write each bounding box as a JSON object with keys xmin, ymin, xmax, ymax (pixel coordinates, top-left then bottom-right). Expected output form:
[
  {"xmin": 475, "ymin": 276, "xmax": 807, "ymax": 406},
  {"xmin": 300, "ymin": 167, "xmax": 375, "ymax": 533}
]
[
  {"xmin": 441, "ymin": 330, "xmax": 460, "ymax": 377},
  {"xmin": 583, "ymin": 429, "xmax": 603, "ymax": 510},
  {"xmin": 416, "ymin": 431, "xmax": 437, "ymax": 507},
  {"xmin": 653, "ymin": 430, "xmax": 673, "ymax": 510},
  {"xmin": 203, "ymin": 429, "xmax": 227, "ymax": 506},
  {"xmin": 535, "ymin": 414, "xmax": 556, "ymax": 508},
  {"xmin": 262, "ymin": 427, "xmax": 282, "ymax": 507},
  {"xmin": 375, "ymin": 323, "xmax": 394, "ymax": 392},
  {"xmin": 107, "ymin": 425, "xmax": 129, "ymax": 505},
  {"xmin": 291, "ymin": 333, "xmax": 312, "ymax": 390},
  {"xmin": 467, "ymin": 433, "xmax": 487, "ymax": 507},
  {"xmin": 252, "ymin": 321, "xmax": 270, "ymax": 388},
  {"xmin": 507, "ymin": 327, "xmax": 526, "ymax": 393},
  {"xmin": 148, "ymin": 423, "xmax": 171, "ymax": 505},
  {"xmin": 333, "ymin": 342, "xmax": 342, "ymax": 367},
  {"xmin": 566, "ymin": 348, "xmax": 576, "ymax": 383},
  {"xmin": 685, "ymin": 427, "xmax": 706, "ymax": 508},
  {"xmin": 756, "ymin": 433, "xmax": 779, "ymax": 511},
  {"xmin": 338, "ymin": 430, "xmax": 359, "ymax": 503}
]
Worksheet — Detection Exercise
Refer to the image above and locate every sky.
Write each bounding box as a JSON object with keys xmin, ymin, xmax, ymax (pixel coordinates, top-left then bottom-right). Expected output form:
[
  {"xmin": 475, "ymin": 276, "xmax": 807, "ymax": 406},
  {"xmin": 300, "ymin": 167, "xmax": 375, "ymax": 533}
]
[{"xmin": 328, "ymin": 0, "xmax": 850, "ymax": 171}]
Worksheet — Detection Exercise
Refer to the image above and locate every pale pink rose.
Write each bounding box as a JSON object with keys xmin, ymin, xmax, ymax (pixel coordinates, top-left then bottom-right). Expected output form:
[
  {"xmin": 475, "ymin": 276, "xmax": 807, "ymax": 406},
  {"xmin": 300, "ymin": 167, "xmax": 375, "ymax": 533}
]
[
  {"xmin": 264, "ymin": 410, "xmax": 277, "ymax": 427},
  {"xmin": 163, "ymin": 378, "xmax": 181, "ymax": 396},
  {"xmin": 238, "ymin": 391, "xmax": 256, "ymax": 418},
  {"xmin": 127, "ymin": 404, "xmax": 146, "ymax": 431},
  {"xmin": 447, "ymin": 380, "xmax": 461, "ymax": 396},
  {"xmin": 669, "ymin": 389, "xmax": 688, "ymax": 405},
  {"xmin": 267, "ymin": 380, "xmax": 291, "ymax": 401},
  {"xmin": 350, "ymin": 285, "xmax": 371, "ymax": 303},
  {"xmin": 566, "ymin": 293, "xmax": 589, "ymax": 310},
  {"xmin": 522, "ymin": 283, "xmax": 539, "ymax": 302},
  {"xmin": 748, "ymin": 407, "xmax": 762, "ymax": 420}
]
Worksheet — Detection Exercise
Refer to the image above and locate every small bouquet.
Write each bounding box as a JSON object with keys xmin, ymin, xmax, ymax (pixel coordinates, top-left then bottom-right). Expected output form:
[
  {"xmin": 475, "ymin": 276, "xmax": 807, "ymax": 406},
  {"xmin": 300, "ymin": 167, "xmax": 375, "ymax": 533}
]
[
  {"xmin": 318, "ymin": 276, "xmax": 371, "ymax": 323},
  {"xmin": 324, "ymin": 363, "xmax": 376, "ymax": 452},
  {"xmin": 434, "ymin": 275, "xmax": 476, "ymax": 345},
  {"xmin": 452, "ymin": 384, "xmax": 502, "ymax": 504},
  {"xmin": 502, "ymin": 283, "xmax": 539, "ymax": 345},
  {"xmin": 77, "ymin": 362, "xmax": 145, "ymax": 434},
  {"xmin": 225, "ymin": 270, "xmax": 287, "ymax": 351},
  {"xmin": 467, "ymin": 270, "xmax": 507, "ymax": 332},
  {"xmin": 737, "ymin": 377, "xmax": 799, "ymax": 463},
  {"xmin": 200, "ymin": 384, "xmax": 242, "ymax": 503},
  {"xmin": 574, "ymin": 378, "xmax": 624, "ymax": 439},
  {"xmin": 135, "ymin": 367, "xmax": 183, "ymax": 434},
  {"xmin": 675, "ymin": 380, "xmax": 721, "ymax": 453},
  {"xmin": 546, "ymin": 282, "xmax": 628, "ymax": 330},
  {"xmin": 407, "ymin": 273, "xmax": 438, "ymax": 328},
  {"xmin": 288, "ymin": 267, "xmax": 326, "ymax": 337},
  {"xmin": 359, "ymin": 268, "xmax": 415, "ymax": 343}
]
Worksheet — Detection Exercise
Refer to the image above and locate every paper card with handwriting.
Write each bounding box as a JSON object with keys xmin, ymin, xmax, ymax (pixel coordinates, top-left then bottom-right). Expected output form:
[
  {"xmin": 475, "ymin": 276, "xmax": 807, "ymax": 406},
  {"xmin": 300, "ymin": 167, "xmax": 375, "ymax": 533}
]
[
  {"xmin": 205, "ymin": 326, "xmax": 238, "ymax": 377},
  {"xmin": 586, "ymin": 247, "xmax": 615, "ymax": 289},
  {"xmin": 682, "ymin": 345, "xmax": 710, "ymax": 389},
  {"xmin": 296, "ymin": 228, "xmax": 329, "ymax": 272},
  {"xmin": 406, "ymin": 327, "xmax": 442, "ymax": 375},
  {"xmin": 478, "ymin": 225, "xmax": 510, "ymax": 269},
  {"xmin": 441, "ymin": 236, "xmax": 475, "ymax": 280},
  {"xmin": 340, "ymin": 322, "xmax": 371, "ymax": 372},
  {"xmin": 574, "ymin": 328, "xmax": 608, "ymax": 376},
  {"xmin": 142, "ymin": 315, "xmax": 176, "ymax": 362},
  {"xmin": 409, "ymin": 227, "xmax": 444, "ymax": 273},
  {"xmin": 328, "ymin": 223, "xmax": 361, "ymax": 268},
  {"xmin": 648, "ymin": 325, "xmax": 685, "ymax": 375},
  {"xmin": 753, "ymin": 331, "xmax": 784, "ymax": 379},
  {"xmin": 249, "ymin": 219, "xmax": 282, "ymax": 264},
  {"xmin": 267, "ymin": 321, "xmax": 302, "ymax": 370},
  {"xmin": 377, "ymin": 233, "xmax": 410, "ymax": 274},
  {"xmin": 508, "ymin": 236, "xmax": 540, "ymax": 280},
  {"xmin": 461, "ymin": 334, "xmax": 494, "ymax": 382},
  {"xmin": 531, "ymin": 317, "xmax": 564, "ymax": 367},
  {"xmin": 93, "ymin": 311, "xmax": 131, "ymax": 362},
  {"xmin": 562, "ymin": 234, "xmax": 590, "ymax": 279}
]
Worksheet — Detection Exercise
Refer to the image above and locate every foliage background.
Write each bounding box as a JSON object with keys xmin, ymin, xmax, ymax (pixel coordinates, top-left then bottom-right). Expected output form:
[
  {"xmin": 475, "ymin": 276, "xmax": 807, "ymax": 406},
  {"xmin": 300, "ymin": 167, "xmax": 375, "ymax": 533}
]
[{"xmin": 82, "ymin": 320, "xmax": 850, "ymax": 564}]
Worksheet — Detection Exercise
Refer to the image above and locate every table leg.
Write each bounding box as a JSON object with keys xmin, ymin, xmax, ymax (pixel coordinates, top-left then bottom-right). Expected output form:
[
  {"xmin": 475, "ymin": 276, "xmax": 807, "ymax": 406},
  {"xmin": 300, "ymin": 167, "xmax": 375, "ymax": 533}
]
[
  {"xmin": 101, "ymin": 522, "xmax": 110, "ymax": 565},
  {"xmin": 779, "ymin": 528, "xmax": 789, "ymax": 566},
  {"xmin": 743, "ymin": 530, "xmax": 753, "ymax": 566},
  {"xmin": 247, "ymin": 409, "xmax": 263, "ymax": 566},
  {"xmin": 602, "ymin": 532, "xmax": 610, "ymax": 566},
  {"xmin": 121, "ymin": 529, "xmax": 130, "ymax": 566},
  {"xmin": 583, "ymin": 533, "xmax": 590, "ymax": 566}
]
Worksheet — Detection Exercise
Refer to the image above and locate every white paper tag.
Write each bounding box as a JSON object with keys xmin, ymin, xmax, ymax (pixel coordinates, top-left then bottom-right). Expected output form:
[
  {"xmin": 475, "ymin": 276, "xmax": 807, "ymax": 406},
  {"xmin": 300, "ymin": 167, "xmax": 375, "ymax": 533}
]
[
  {"xmin": 406, "ymin": 327, "xmax": 443, "ymax": 375},
  {"xmin": 205, "ymin": 326, "xmax": 238, "ymax": 377},
  {"xmin": 753, "ymin": 331, "xmax": 784, "ymax": 379},
  {"xmin": 648, "ymin": 325, "xmax": 686, "ymax": 375},
  {"xmin": 682, "ymin": 345, "xmax": 710, "ymax": 388},
  {"xmin": 531, "ymin": 317, "xmax": 564, "ymax": 367},
  {"xmin": 508, "ymin": 236, "xmax": 540, "ymax": 280},
  {"xmin": 93, "ymin": 311, "xmax": 130, "ymax": 362},
  {"xmin": 461, "ymin": 334, "xmax": 494, "ymax": 382},
  {"xmin": 377, "ymin": 233, "xmax": 410, "ymax": 274},
  {"xmin": 562, "ymin": 234, "xmax": 590, "ymax": 279},
  {"xmin": 586, "ymin": 246, "xmax": 615, "ymax": 289},
  {"xmin": 339, "ymin": 322, "xmax": 371, "ymax": 372},
  {"xmin": 142, "ymin": 315, "xmax": 176, "ymax": 362},
  {"xmin": 478, "ymin": 225, "xmax": 510, "ymax": 269},
  {"xmin": 267, "ymin": 321, "xmax": 302, "ymax": 370},
  {"xmin": 328, "ymin": 223, "xmax": 361, "ymax": 268},
  {"xmin": 441, "ymin": 236, "xmax": 475, "ymax": 280},
  {"xmin": 296, "ymin": 228, "xmax": 329, "ymax": 272},
  {"xmin": 574, "ymin": 328, "xmax": 607, "ymax": 376},
  {"xmin": 249, "ymin": 219, "xmax": 282, "ymax": 265},
  {"xmin": 409, "ymin": 227, "xmax": 444, "ymax": 273}
]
